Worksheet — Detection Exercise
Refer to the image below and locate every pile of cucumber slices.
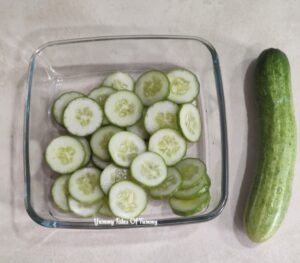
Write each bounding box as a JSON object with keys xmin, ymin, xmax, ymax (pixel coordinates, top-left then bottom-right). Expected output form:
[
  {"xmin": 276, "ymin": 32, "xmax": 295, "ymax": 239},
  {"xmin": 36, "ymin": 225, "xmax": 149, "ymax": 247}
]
[{"xmin": 48, "ymin": 69, "xmax": 211, "ymax": 219}]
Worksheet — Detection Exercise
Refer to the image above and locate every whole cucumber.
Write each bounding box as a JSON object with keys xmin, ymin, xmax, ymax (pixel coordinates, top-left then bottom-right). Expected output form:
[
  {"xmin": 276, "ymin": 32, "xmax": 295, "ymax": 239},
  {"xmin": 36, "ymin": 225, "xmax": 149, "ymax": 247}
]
[{"xmin": 244, "ymin": 49, "xmax": 297, "ymax": 243}]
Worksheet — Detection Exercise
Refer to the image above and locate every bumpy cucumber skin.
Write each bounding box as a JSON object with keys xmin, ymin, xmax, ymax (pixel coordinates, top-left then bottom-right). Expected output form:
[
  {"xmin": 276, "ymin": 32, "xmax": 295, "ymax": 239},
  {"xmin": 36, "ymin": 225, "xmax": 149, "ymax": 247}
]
[{"xmin": 244, "ymin": 49, "xmax": 297, "ymax": 243}]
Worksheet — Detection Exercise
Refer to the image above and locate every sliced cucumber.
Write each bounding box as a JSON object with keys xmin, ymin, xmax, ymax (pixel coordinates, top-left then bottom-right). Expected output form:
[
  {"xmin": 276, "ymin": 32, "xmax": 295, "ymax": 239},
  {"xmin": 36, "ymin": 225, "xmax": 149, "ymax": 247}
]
[
  {"xmin": 144, "ymin": 101, "xmax": 179, "ymax": 134},
  {"xmin": 90, "ymin": 125, "xmax": 123, "ymax": 161},
  {"xmin": 100, "ymin": 164, "xmax": 129, "ymax": 194},
  {"xmin": 51, "ymin": 174, "xmax": 70, "ymax": 212},
  {"xmin": 45, "ymin": 136, "xmax": 85, "ymax": 174},
  {"xmin": 63, "ymin": 97, "xmax": 103, "ymax": 136},
  {"xmin": 148, "ymin": 128, "xmax": 186, "ymax": 166},
  {"xmin": 131, "ymin": 152, "xmax": 167, "ymax": 188},
  {"xmin": 167, "ymin": 69, "xmax": 200, "ymax": 104},
  {"xmin": 108, "ymin": 131, "xmax": 146, "ymax": 167},
  {"xmin": 77, "ymin": 137, "xmax": 91, "ymax": 166},
  {"xmin": 126, "ymin": 118, "xmax": 149, "ymax": 140},
  {"xmin": 175, "ymin": 158, "xmax": 207, "ymax": 189},
  {"xmin": 102, "ymin": 72, "xmax": 134, "ymax": 91},
  {"xmin": 68, "ymin": 196, "xmax": 101, "ymax": 217},
  {"xmin": 92, "ymin": 155, "xmax": 110, "ymax": 169},
  {"xmin": 68, "ymin": 167, "xmax": 103, "ymax": 204},
  {"xmin": 150, "ymin": 167, "xmax": 182, "ymax": 199},
  {"xmin": 134, "ymin": 70, "xmax": 170, "ymax": 106},
  {"xmin": 173, "ymin": 174, "xmax": 210, "ymax": 199},
  {"xmin": 98, "ymin": 199, "xmax": 114, "ymax": 217},
  {"xmin": 52, "ymin": 91, "xmax": 84, "ymax": 125},
  {"xmin": 104, "ymin": 91, "xmax": 143, "ymax": 127},
  {"xmin": 109, "ymin": 181, "xmax": 147, "ymax": 219},
  {"xmin": 169, "ymin": 192, "xmax": 210, "ymax": 216},
  {"xmin": 179, "ymin": 103, "xmax": 201, "ymax": 142}
]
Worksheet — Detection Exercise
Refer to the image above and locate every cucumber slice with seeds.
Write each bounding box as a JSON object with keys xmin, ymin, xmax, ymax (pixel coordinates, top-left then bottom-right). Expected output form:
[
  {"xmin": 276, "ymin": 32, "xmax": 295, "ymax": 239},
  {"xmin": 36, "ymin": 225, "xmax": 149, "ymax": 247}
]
[
  {"xmin": 46, "ymin": 136, "xmax": 85, "ymax": 174},
  {"xmin": 108, "ymin": 131, "xmax": 146, "ymax": 167},
  {"xmin": 68, "ymin": 196, "xmax": 101, "ymax": 217},
  {"xmin": 175, "ymin": 158, "xmax": 207, "ymax": 189},
  {"xmin": 179, "ymin": 103, "xmax": 201, "ymax": 142},
  {"xmin": 90, "ymin": 125, "xmax": 123, "ymax": 161},
  {"xmin": 100, "ymin": 164, "xmax": 129, "ymax": 194},
  {"xmin": 63, "ymin": 97, "xmax": 103, "ymax": 136},
  {"xmin": 169, "ymin": 191, "xmax": 210, "ymax": 216},
  {"xmin": 109, "ymin": 181, "xmax": 147, "ymax": 219},
  {"xmin": 104, "ymin": 91, "xmax": 143, "ymax": 127},
  {"xmin": 102, "ymin": 72, "xmax": 134, "ymax": 91},
  {"xmin": 167, "ymin": 69, "xmax": 200, "ymax": 104},
  {"xmin": 52, "ymin": 91, "xmax": 84, "ymax": 125},
  {"xmin": 148, "ymin": 128, "xmax": 186, "ymax": 166},
  {"xmin": 150, "ymin": 167, "xmax": 182, "ymax": 199},
  {"xmin": 77, "ymin": 137, "xmax": 91, "ymax": 166},
  {"xmin": 92, "ymin": 155, "xmax": 110, "ymax": 169},
  {"xmin": 131, "ymin": 152, "xmax": 167, "ymax": 188},
  {"xmin": 126, "ymin": 118, "xmax": 149, "ymax": 140},
  {"xmin": 68, "ymin": 167, "xmax": 103, "ymax": 204},
  {"xmin": 51, "ymin": 174, "xmax": 70, "ymax": 212},
  {"xmin": 134, "ymin": 70, "xmax": 170, "ymax": 106}
]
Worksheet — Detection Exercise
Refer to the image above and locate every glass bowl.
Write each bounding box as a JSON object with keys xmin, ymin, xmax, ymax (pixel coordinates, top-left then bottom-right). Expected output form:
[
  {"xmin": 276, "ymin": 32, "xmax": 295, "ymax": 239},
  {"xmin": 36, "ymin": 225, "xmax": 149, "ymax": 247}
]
[{"xmin": 24, "ymin": 35, "xmax": 228, "ymax": 229}]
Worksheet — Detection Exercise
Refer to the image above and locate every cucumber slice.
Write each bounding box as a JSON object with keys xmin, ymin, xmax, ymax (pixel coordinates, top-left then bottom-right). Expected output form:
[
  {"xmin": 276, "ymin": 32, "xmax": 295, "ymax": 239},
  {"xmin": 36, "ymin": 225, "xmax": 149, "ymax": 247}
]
[
  {"xmin": 88, "ymin": 86, "xmax": 116, "ymax": 125},
  {"xmin": 150, "ymin": 167, "xmax": 182, "ymax": 199},
  {"xmin": 167, "ymin": 69, "xmax": 200, "ymax": 104},
  {"xmin": 100, "ymin": 164, "xmax": 129, "ymax": 194},
  {"xmin": 63, "ymin": 97, "xmax": 103, "ymax": 136},
  {"xmin": 77, "ymin": 137, "xmax": 91, "ymax": 166},
  {"xmin": 179, "ymin": 103, "xmax": 201, "ymax": 142},
  {"xmin": 175, "ymin": 158, "xmax": 207, "ymax": 189},
  {"xmin": 144, "ymin": 100, "xmax": 179, "ymax": 134},
  {"xmin": 169, "ymin": 192, "xmax": 210, "ymax": 216},
  {"xmin": 104, "ymin": 91, "xmax": 143, "ymax": 127},
  {"xmin": 51, "ymin": 174, "xmax": 70, "ymax": 212},
  {"xmin": 52, "ymin": 91, "xmax": 84, "ymax": 125},
  {"xmin": 131, "ymin": 152, "xmax": 167, "ymax": 188},
  {"xmin": 92, "ymin": 155, "xmax": 110, "ymax": 169},
  {"xmin": 102, "ymin": 72, "xmax": 134, "ymax": 91},
  {"xmin": 148, "ymin": 128, "xmax": 186, "ymax": 166},
  {"xmin": 108, "ymin": 131, "xmax": 146, "ymax": 167},
  {"xmin": 90, "ymin": 125, "xmax": 123, "ymax": 161},
  {"xmin": 68, "ymin": 167, "xmax": 103, "ymax": 204},
  {"xmin": 126, "ymin": 118, "xmax": 149, "ymax": 140},
  {"xmin": 68, "ymin": 197, "xmax": 101, "ymax": 217},
  {"xmin": 109, "ymin": 181, "xmax": 147, "ymax": 219},
  {"xmin": 98, "ymin": 199, "xmax": 114, "ymax": 217},
  {"xmin": 45, "ymin": 136, "xmax": 85, "ymax": 174},
  {"xmin": 134, "ymin": 70, "xmax": 170, "ymax": 106}
]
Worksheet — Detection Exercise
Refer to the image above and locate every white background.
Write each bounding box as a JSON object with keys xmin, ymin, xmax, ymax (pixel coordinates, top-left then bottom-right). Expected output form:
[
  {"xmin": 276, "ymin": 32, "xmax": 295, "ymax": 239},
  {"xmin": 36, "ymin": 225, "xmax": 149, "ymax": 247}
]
[{"xmin": 0, "ymin": 1, "xmax": 300, "ymax": 262}]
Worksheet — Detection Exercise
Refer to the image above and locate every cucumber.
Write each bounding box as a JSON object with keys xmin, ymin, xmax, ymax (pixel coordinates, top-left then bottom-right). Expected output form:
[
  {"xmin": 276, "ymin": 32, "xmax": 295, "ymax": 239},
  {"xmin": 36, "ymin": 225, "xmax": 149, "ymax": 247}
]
[
  {"xmin": 169, "ymin": 191, "xmax": 210, "ymax": 216},
  {"xmin": 178, "ymin": 103, "xmax": 201, "ymax": 142},
  {"xmin": 51, "ymin": 91, "xmax": 84, "ymax": 125},
  {"xmin": 130, "ymin": 152, "xmax": 167, "ymax": 188},
  {"xmin": 92, "ymin": 155, "xmax": 110, "ymax": 169},
  {"xmin": 167, "ymin": 69, "xmax": 199, "ymax": 104},
  {"xmin": 175, "ymin": 158, "xmax": 207, "ymax": 189},
  {"xmin": 244, "ymin": 49, "xmax": 297, "ymax": 243},
  {"xmin": 148, "ymin": 128, "xmax": 186, "ymax": 166},
  {"xmin": 77, "ymin": 137, "xmax": 91, "ymax": 166},
  {"xmin": 63, "ymin": 97, "xmax": 103, "ymax": 136},
  {"xmin": 68, "ymin": 197, "xmax": 101, "ymax": 217},
  {"xmin": 104, "ymin": 91, "xmax": 143, "ymax": 127},
  {"xmin": 102, "ymin": 72, "xmax": 134, "ymax": 91},
  {"xmin": 126, "ymin": 118, "xmax": 149, "ymax": 140},
  {"xmin": 45, "ymin": 136, "xmax": 85, "ymax": 174},
  {"xmin": 51, "ymin": 174, "xmax": 70, "ymax": 212},
  {"xmin": 100, "ymin": 164, "xmax": 129, "ymax": 194},
  {"xmin": 108, "ymin": 131, "xmax": 146, "ymax": 167},
  {"xmin": 134, "ymin": 70, "xmax": 170, "ymax": 106},
  {"xmin": 144, "ymin": 100, "xmax": 179, "ymax": 134},
  {"xmin": 68, "ymin": 167, "xmax": 103, "ymax": 204},
  {"xmin": 98, "ymin": 199, "xmax": 114, "ymax": 217},
  {"xmin": 90, "ymin": 125, "xmax": 123, "ymax": 161},
  {"xmin": 109, "ymin": 181, "xmax": 147, "ymax": 219},
  {"xmin": 150, "ymin": 167, "xmax": 182, "ymax": 199}
]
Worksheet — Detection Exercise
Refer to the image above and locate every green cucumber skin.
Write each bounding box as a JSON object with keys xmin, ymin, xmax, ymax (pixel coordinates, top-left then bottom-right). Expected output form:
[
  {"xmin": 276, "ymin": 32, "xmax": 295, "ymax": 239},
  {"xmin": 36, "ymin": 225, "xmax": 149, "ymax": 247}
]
[{"xmin": 244, "ymin": 49, "xmax": 297, "ymax": 243}]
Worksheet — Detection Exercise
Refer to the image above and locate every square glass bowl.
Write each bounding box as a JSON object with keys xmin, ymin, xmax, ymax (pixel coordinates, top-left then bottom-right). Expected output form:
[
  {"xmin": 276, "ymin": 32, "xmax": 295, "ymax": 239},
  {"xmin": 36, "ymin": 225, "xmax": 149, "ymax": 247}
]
[{"xmin": 24, "ymin": 35, "xmax": 228, "ymax": 229}]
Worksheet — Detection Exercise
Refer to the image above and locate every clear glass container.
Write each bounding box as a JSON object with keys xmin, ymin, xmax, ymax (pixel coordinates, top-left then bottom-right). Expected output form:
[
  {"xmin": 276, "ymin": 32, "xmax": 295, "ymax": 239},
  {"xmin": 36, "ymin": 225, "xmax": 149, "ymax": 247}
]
[{"xmin": 24, "ymin": 35, "xmax": 228, "ymax": 229}]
